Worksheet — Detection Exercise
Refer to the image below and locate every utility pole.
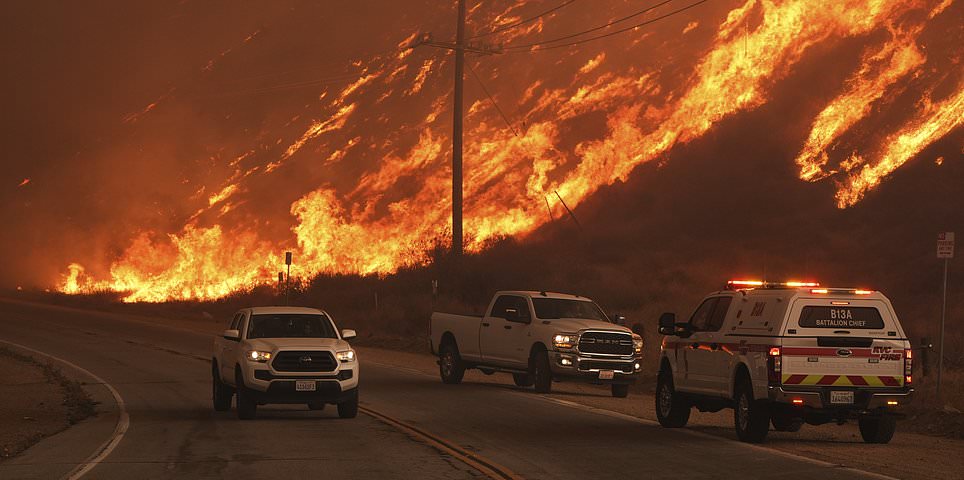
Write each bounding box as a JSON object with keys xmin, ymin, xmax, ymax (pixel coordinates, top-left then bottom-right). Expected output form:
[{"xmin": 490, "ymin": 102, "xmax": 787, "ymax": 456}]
[
  {"xmin": 554, "ymin": 190, "xmax": 581, "ymax": 230},
  {"xmin": 453, "ymin": 0, "xmax": 465, "ymax": 255},
  {"xmin": 405, "ymin": 1, "xmax": 502, "ymax": 255}
]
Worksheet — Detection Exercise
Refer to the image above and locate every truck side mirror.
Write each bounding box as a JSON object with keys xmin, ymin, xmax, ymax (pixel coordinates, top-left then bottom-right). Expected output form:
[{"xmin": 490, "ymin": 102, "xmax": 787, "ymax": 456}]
[
  {"xmin": 222, "ymin": 329, "xmax": 240, "ymax": 341},
  {"xmin": 341, "ymin": 329, "xmax": 357, "ymax": 340},
  {"xmin": 613, "ymin": 314, "xmax": 627, "ymax": 325},
  {"xmin": 658, "ymin": 313, "xmax": 676, "ymax": 336},
  {"xmin": 505, "ymin": 308, "xmax": 530, "ymax": 324}
]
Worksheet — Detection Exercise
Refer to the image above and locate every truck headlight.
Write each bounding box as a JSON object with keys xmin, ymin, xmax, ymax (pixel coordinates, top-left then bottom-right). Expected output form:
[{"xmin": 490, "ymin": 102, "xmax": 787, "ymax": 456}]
[
  {"xmin": 553, "ymin": 333, "xmax": 578, "ymax": 350},
  {"xmin": 632, "ymin": 334, "xmax": 644, "ymax": 355},
  {"xmin": 336, "ymin": 349, "xmax": 356, "ymax": 363},
  {"xmin": 247, "ymin": 350, "xmax": 272, "ymax": 362}
]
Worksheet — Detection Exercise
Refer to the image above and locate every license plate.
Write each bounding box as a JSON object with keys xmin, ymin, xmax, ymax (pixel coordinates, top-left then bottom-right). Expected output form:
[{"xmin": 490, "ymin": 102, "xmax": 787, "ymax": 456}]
[
  {"xmin": 830, "ymin": 391, "xmax": 854, "ymax": 404},
  {"xmin": 598, "ymin": 370, "xmax": 615, "ymax": 380},
  {"xmin": 295, "ymin": 380, "xmax": 316, "ymax": 392}
]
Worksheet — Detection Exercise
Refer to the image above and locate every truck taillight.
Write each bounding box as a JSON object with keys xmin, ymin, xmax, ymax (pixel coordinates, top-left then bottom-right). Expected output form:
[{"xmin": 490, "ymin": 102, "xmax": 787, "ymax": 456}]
[
  {"xmin": 768, "ymin": 347, "xmax": 781, "ymax": 384},
  {"xmin": 904, "ymin": 348, "xmax": 913, "ymax": 385}
]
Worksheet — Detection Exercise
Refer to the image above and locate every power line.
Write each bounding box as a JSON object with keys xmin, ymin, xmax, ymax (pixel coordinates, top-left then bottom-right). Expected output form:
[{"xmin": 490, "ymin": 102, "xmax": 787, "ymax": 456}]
[
  {"xmin": 505, "ymin": 0, "xmax": 711, "ymax": 52},
  {"xmin": 467, "ymin": 63, "xmax": 520, "ymax": 137},
  {"xmin": 469, "ymin": 0, "xmax": 579, "ymax": 39},
  {"xmin": 504, "ymin": 0, "xmax": 677, "ymax": 50}
]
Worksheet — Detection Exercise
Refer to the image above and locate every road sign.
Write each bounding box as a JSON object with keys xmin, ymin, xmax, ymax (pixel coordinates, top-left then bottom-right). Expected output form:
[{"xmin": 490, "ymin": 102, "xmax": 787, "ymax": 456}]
[
  {"xmin": 285, "ymin": 251, "xmax": 293, "ymax": 265},
  {"xmin": 937, "ymin": 232, "xmax": 954, "ymax": 398},
  {"xmin": 938, "ymin": 232, "xmax": 955, "ymax": 258}
]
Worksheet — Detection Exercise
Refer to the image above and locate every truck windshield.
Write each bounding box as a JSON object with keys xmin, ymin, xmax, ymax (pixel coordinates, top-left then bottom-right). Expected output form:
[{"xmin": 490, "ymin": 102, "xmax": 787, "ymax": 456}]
[
  {"xmin": 532, "ymin": 298, "xmax": 608, "ymax": 321},
  {"xmin": 247, "ymin": 314, "xmax": 338, "ymax": 339}
]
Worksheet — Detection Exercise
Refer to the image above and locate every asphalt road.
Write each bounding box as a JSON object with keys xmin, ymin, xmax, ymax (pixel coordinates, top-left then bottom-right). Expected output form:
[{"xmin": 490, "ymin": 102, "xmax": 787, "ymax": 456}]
[{"xmin": 0, "ymin": 300, "xmax": 890, "ymax": 479}]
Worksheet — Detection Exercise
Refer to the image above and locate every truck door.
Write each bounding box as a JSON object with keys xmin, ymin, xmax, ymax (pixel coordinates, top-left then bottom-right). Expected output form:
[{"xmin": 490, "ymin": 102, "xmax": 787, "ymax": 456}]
[
  {"xmin": 500, "ymin": 296, "xmax": 535, "ymax": 369},
  {"xmin": 480, "ymin": 295, "xmax": 518, "ymax": 365},
  {"xmin": 682, "ymin": 297, "xmax": 732, "ymax": 395},
  {"xmin": 702, "ymin": 296, "xmax": 734, "ymax": 395},
  {"xmin": 220, "ymin": 312, "xmax": 244, "ymax": 381}
]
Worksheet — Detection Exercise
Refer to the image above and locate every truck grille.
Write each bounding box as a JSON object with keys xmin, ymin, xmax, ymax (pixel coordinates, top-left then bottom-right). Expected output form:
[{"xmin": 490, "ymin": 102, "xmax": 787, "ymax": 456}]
[
  {"xmin": 578, "ymin": 360, "xmax": 635, "ymax": 373},
  {"xmin": 272, "ymin": 351, "xmax": 337, "ymax": 372},
  {"xmin": 578, "ymin": 331, "xmax": 634, "ymax": 355}
]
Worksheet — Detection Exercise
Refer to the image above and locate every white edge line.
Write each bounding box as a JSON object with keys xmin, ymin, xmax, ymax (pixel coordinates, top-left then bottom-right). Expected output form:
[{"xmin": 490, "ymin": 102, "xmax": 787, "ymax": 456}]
[
  {"xmin": 365, "ymin": 358, "xmax": 898, "ymax": 480},
  {"xmin": 0, "ymin": 340, "xmax": 129, "ymax": 480}
]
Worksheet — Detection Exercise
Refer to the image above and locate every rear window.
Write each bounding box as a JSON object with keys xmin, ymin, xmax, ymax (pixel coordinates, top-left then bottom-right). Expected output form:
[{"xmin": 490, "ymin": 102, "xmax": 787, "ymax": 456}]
[{"xmin": 798, "ymin": 306, "xmax": 884, "ymax": 329}]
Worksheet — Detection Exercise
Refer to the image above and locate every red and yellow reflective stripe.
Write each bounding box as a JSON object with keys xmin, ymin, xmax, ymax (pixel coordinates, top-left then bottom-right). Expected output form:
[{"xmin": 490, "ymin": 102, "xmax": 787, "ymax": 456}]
[{"xmin": 781, "ymin": 374, "xmax": 902, "ymax": 387}]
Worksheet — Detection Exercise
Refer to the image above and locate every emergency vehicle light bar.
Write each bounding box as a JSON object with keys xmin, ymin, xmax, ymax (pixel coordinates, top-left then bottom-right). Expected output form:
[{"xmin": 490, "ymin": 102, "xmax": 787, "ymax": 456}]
[
  {"xmin": 809, "ymin": 288, "xmax": 876, "ymax": 295},
  {"xmin": 725, "ymin": 280, "xmax": 820, "ymax": 290}
]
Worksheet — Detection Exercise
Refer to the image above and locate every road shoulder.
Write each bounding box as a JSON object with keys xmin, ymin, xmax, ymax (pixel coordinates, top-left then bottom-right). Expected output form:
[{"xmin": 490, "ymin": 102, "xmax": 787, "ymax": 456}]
[
  {"xmin": 0, "ymin": 343, "xmax": 122, "ymax": 480},
  {"xmin": 0, "ymin": 347, "xmax": 94, "ymax": 460}
]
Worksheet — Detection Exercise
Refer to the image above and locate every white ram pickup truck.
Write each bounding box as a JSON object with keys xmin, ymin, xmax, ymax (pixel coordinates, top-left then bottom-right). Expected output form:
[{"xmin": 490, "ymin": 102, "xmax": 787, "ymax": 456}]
[
  {"xmin": 430, "ymin": 291, "xmax": 643, "ymax": 397},
  {"xmin": 212, "ymin": 306, "xmax": 359, "ymax": 420}
]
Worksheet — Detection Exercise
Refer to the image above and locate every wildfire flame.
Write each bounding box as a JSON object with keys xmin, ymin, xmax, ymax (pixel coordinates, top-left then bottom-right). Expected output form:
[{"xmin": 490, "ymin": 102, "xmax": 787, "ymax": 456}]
[{"xmin": 58, "ymin": 0, "xmax": 962, "ymax": 302}]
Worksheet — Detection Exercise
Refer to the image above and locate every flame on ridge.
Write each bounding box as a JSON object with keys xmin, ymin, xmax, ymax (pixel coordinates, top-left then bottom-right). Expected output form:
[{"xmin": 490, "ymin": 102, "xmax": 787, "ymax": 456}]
[{"xmin": 58, "ymin": 0, "xmax": 962, "ymax": 302}]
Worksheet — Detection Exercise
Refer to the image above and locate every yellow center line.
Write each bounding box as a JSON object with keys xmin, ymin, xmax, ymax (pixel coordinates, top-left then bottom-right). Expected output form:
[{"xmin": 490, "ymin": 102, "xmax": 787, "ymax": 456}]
[{"xmin": 358, "ymin": 404, "xmax": 523, "ymax": 480}]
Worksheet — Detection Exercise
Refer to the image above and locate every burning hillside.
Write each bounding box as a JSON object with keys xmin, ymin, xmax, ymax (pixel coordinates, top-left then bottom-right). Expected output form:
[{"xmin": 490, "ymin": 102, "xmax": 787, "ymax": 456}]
[{"xmin": 6, "ymin": 0, "xmax": 959, "ymax": 302}]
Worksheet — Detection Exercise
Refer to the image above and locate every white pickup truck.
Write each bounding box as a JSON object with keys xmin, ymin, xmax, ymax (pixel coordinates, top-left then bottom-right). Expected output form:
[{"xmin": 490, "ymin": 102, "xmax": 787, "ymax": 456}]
[
  {"xmin": 212, "ymin": 306, "xmax": 359, "ymax": 420},
  {"xmin": 430, "ymin": 291, "xmax": 643, "ymax": 397},
  {"xmin": 656, "ymin": 281, "xmax": 913, "ymax": 443}
]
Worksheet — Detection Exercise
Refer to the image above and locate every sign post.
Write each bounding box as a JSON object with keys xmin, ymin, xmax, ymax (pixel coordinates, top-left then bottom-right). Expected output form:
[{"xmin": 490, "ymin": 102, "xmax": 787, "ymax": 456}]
[
  {"xmin": 285, "ymin": 251, "xmax": 293, "ymax": 306},
  {"xmin": 936, "ymin": 232, "xmax": 954, "ymax": 398}
]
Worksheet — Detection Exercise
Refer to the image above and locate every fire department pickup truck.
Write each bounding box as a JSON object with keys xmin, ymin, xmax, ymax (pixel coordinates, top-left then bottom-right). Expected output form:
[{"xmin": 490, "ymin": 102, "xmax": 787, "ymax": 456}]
[
  {"xmin": 655, "ymin": 281, "xmax": 913, "ymax": 443},
  {"xmin": 212, "ymin": 306, "xmax": 359, "ymax": 420},
  {"xmin": 430, "ymin": 291, "xmax": 643, "ymax": 397}
]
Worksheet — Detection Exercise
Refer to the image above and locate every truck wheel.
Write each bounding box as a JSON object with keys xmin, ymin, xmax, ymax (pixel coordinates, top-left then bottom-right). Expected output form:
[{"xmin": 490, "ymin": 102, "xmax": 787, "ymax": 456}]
[
  {"xmin": 655, "ymin": 371, "xmax": 690, "ymax": 428},
  {"xmin": 512, "ymin": 373, "xmax": 534, "ymax": 387},
  {"xmin": 307, "ymin": 401, "xmax": 326, "ymax": 411},
  {"xmin": 338, "ymin": 390, "xmax": 359, "ymax": 419},
  {"xmin": 531, "ymin": 351, "xmax": 552, "ymax": 394},
  {"xmin": 212, "ymin": 364, "xmax": 233, "ymax": 412},
  {"xmin": 734, "ymin": 380, "xmax": 770, "ymax": 443},
  {"xmin": 771, "ymin": 413, "xmax": 803, "ymax": 432},
  {"xmin": 439, "ymin": 342, "xmax": 465, "ymax": 384},
  {"xmin": 611, "ymin": 384, "xmax": 630, "ymax": 398},
  {"xmin": 235, "ymin": 368, "xmax": 257, "ymax": 420},
  {"xmin": 858, "ymin": 415, "xmax": 896, "ymax": 444}
]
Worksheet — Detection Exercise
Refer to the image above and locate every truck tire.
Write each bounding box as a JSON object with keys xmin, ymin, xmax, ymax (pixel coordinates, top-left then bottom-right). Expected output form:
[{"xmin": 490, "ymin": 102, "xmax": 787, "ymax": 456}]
[
  {"xmin": 531, "ymin": 351, "xmax": 552, "ymax": 394},
  {"xmin": 734, "ymin": 379, "xmax": 770, "ymax": 443},
  {"xmin": 307, "ymin": 401, "xmax": 326, "ymax": 411},
  {"xmin": 858, "ymin": 415, "xmax": 896, "ymax": 444},
  {"xmin": 611, "ymin": 384, "xmax": 630, "ymax": 398},
  {"xmin": 655, "ymin": 371, "xmax": 690, "ymax": 428},
  {"xmin": 212, "ymin": 363, "xmax": 233, "ymax": 412},
  {"xmin": 235, "ymin": 368, "xmax": 257, "ymax": 420},
  {"xmin": 771, "ymin": 413, "xmax": 803, "ymax": 432},
  {"xmin": 512, "ymin": 373, "xmax": 534, "ymax": 387},
  {"xmin": 338, "ymin": 390, "xmax": 359, "ymax": 419},
  {"xmin": 439, "ymin": 342, "xmax": 465, "ymax": 384}
]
